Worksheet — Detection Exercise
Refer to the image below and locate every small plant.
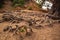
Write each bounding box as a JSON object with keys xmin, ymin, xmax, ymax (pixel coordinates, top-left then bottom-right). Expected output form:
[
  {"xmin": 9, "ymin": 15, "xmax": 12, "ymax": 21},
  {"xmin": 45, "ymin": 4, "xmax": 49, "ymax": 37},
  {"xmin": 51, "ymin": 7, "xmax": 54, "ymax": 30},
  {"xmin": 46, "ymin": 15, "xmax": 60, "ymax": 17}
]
[
  {"xmin": 12, "ymin": 0, "xmax": 25, "ymax": 7},
  {"xmin": 19, "ymin": 26, "xmax": 26, "ymax": 32},
  {"xmin": 27, "ymin": 6, "xmax": 32, "ymax": 10},
  {"xmin": 20, "ymin": 29, "xmax": 25, "ymax": 32}
]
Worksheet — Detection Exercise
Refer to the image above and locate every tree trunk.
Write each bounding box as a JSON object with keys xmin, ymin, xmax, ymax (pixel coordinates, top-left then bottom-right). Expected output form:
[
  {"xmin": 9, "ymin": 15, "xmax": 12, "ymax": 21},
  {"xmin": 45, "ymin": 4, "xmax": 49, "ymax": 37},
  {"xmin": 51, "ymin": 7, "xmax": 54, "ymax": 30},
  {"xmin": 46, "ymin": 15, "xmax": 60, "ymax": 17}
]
[{"xmin": 48, "ymin": 0, "xmax": 60, "ymax": 20}]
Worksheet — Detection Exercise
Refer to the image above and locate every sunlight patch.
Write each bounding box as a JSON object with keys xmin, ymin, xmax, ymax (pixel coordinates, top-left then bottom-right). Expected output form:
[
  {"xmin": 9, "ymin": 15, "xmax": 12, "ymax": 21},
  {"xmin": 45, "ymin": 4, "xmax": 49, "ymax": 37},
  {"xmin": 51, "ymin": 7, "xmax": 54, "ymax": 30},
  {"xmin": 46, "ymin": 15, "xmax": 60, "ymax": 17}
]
[
  {"xmin": 34, "ymin": 0, "xmax": 43, "ymax": 5},
  {"xmin": 42, "ymin": 1, "xmax": 53, "ymax": 10}
]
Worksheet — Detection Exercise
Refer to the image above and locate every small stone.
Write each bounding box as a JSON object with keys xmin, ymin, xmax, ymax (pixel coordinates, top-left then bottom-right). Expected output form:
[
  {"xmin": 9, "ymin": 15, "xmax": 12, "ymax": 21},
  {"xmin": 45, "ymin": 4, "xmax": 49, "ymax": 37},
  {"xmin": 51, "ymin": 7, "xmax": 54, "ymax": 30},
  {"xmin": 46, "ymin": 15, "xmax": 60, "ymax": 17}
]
[
  {"xmin": 2, "ymin": 14, "xmax": 14, "ymax": 21},
  {"xmin": 57, "ymin": 20, "xmax": 60, "ymax": 23},
  {"xmin": 3, "ymin": 26, "xmax": 12, "ymax": 32},
  {"xmin": 35, "ymin": 25, "xmax": 43, "ymax": 29},
  {"xmin": 0, "ymin": 20, "xmax": 3, "ymax": 23},
  {"xmin": 12, "ymin": 26, "xmax": 16, "ymax": 29},
  {"xmin": 26, "ymin": 27, "xmax": 33, "ymax": 36}
]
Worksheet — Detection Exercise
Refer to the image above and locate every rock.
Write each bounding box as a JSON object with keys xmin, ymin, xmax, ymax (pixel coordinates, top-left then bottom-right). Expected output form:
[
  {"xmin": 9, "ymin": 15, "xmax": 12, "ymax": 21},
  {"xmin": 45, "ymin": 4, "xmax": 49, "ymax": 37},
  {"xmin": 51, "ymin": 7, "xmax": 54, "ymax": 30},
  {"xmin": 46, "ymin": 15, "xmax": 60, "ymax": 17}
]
[
  {"xmin": 3, "ymin": 26, "xmax": 12, "ymax": 32},
  {"xmin": 34, "ymin": 25, "xmax": 43, "ymax": 29},
  {"xmin": 56, "ymin": 20, "xmax": 60, "ymax": 23},
  {"xmin": 0, "ymin": 20, "xmax": 4, "ymax": 23},
  {"xmin": 19, "ymin": 21, "xmax": 29, "ymax": 27},
  {"xmin": 26, "ymin": 27, "xmax": 33, "ymax": 36},
  {"xmin": 12, "ymin": 26, "xmax": 16, "ymax": 29},
  {"xmin": 9, "ymin": 28, "xmax": 16, "ymax": 33},
  {"xmin": 45, "ymin": 23, "xmax": 53, "ymax": 27},
  {"xmin": 9, "ymin": 25, "xmax": 19, "ymax": 33},
  {"xmin": 28, "ymin": 20, "xmax": 34, "ymax": 26},
  {"xmin": 2, "ymin": 14, "xmax": 14, "ymax": 21},
  {"xmin": 27, "ymin": 19, "xmax": 36, "ymax": 26},
  {"xmin": 58, "ymin": 20, "xmax": 60, "ymax": 23}
]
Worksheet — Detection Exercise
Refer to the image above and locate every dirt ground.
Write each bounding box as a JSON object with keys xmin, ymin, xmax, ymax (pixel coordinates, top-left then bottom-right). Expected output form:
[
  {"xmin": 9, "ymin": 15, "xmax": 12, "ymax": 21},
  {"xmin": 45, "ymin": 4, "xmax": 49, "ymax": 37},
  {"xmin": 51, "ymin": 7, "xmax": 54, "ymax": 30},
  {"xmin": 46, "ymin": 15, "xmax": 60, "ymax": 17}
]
[
  {"xmin": 0, "ymin": 0, "xmax": 60, "ymax": 40},
  {"xmin": 0, "ymin": 10, "xmax": 60, "ymax": 40}
]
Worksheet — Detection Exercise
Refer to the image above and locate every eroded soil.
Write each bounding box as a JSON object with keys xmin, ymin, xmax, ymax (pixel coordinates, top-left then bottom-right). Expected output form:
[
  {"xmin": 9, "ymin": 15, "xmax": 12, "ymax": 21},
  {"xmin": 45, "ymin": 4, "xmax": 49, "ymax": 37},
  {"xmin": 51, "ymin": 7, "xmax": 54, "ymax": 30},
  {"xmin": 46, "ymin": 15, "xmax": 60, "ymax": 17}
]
[{"xmin": 0, "ymin": 10, "xmax": 60, "ymax": 40}]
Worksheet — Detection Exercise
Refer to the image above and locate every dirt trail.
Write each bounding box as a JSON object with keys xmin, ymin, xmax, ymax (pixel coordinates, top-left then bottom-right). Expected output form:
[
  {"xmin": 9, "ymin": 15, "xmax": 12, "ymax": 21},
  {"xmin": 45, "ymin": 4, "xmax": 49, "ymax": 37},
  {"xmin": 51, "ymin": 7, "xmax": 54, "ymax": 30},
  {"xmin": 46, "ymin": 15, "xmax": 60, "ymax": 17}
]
[{"xmin": 0, "ymin": 10, "xmax": 60, "ymax": 40}]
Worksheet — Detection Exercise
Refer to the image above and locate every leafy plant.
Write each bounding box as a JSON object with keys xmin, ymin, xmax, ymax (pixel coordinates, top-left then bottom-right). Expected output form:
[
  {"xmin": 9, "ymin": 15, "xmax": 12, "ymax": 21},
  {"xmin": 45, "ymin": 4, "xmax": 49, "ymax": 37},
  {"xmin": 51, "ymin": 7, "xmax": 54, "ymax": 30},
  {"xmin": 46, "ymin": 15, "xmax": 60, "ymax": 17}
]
[
  {"xmin": 20, "ymin": 29, "xmax": 25, "ymax": 32},
  {"xmin": 12, "ymin": 0, "xmax": 25, "ymax": 7},
  {"xmin": 19, "ymin": 26, "xmax": 26, "ymax": 32},
  {"xmin": 28, "ymin": 6, "xmax": 32, "ymax": 10}
]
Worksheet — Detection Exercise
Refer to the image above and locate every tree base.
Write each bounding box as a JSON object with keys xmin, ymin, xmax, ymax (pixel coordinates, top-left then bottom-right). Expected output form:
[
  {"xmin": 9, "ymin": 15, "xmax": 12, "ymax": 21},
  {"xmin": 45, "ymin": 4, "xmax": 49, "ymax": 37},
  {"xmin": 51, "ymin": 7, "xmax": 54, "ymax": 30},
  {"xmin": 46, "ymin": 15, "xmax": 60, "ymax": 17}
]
[{"xmin": 47, "ymin": 14, "xmax": 60, "ymax": 20}]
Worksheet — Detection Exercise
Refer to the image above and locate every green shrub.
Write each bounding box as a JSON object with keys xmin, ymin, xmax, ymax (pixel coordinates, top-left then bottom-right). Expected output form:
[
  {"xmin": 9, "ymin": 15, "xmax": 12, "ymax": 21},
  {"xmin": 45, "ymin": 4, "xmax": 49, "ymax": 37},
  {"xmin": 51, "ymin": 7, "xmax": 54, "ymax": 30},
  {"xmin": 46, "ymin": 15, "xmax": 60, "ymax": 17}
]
[
  {"xmin": 12, "ymin": 0, "xmax": 25, "ymax": 7},
  {"xmin": 28, "ymin": 6, "xmax": 32, "ymax": 10},
  {"xmin": 20, "ymin": 29, "xmax": 25, "ymax": 32}
]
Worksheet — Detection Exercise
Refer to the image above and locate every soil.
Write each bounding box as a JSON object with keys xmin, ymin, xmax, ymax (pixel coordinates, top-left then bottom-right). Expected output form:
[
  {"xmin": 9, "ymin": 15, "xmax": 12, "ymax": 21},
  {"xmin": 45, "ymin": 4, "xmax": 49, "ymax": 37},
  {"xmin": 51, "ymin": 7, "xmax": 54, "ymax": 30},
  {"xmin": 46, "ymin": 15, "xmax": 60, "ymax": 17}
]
[
  {"xmin": 0, "ymin": 0, "xmax": 60, "ymax": 40},
  {"xmin": 0, "ymin": 10, "xmax": 60, "ymax": 40}
]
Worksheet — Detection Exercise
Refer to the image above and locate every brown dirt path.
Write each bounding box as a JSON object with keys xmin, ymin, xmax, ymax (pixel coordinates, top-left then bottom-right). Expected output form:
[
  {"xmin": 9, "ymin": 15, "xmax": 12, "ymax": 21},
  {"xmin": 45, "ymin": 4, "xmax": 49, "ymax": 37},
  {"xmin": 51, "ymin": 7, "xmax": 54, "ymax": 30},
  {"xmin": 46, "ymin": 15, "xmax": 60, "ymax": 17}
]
[{"xmin": 0, "ymin": 10, "xmax": 60, "ymax": 40}]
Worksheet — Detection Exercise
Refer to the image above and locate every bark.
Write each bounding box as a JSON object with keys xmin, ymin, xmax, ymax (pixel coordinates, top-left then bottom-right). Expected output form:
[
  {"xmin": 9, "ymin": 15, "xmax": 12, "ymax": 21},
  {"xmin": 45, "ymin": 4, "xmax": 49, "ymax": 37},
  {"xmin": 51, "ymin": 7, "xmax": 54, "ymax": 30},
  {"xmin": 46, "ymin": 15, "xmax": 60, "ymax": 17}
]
[{"xmin": 48, "ymin": 0, "xmax": 60, "ymax": 20}]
